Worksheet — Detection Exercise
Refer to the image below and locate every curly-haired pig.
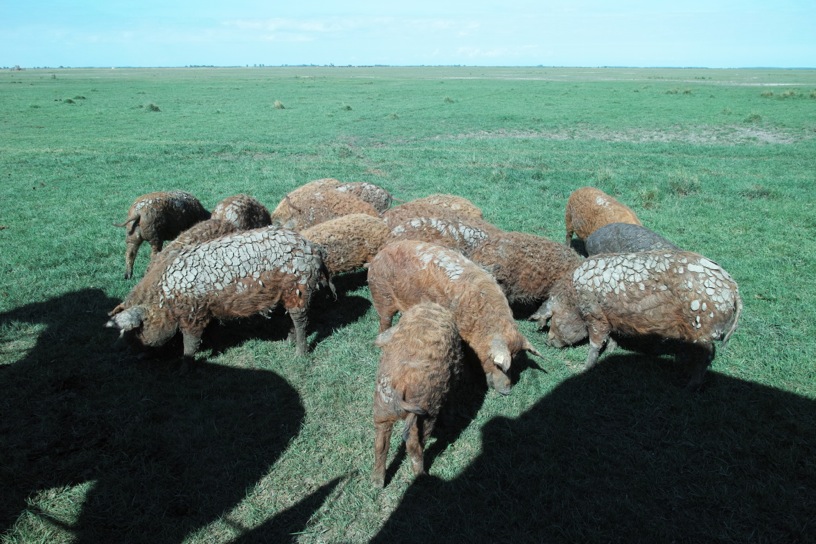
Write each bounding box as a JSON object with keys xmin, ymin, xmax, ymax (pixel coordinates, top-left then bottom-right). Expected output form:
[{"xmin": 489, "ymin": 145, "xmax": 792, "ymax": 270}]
[
  {"xmin": 106, "ymin": 226, "xmax": 334, "ymax": 357},
  {"xmin": 467, "ymin": 230, "xmax": 584, "ymax": 311},
  {"xmin": 564, "ymin": 186, "xmax": 642, "ymax": 245},
  {"xmin": 270, "ymin": 184, "xmax": 379, "ymax": 231},
  {"xmin": 372, "ymin": 302, "xmax": 463, "ymax": 487},
  {"xmin": 117, "ymin": 190, "xmax": 210, "ymax": 279},
  {"xmin": 333, "ymin": 181, "xmax": 394, "ymax": 213},
  {"xmin": 384, "ymin": 215, "xmax": 499, "ymax": 256},
  {"xmin": 382, "ymin": 194, "xmax": 484, "ymax": 228},
  {"xmin": 530, "ymin": 250, "xmax": 742, "ymax": 388},
  {"xmin": 585, "ymin": 222, "xmax": 679, "ymax": 256},
  {"xmin": 300, "ymin": 213, "xmax": 390, "ymax": 275},
  {"xmin": 136, "ymin": 218, "xmax": 240, "ymax": 282},
  {"xmin": 211, "ymin": 194, "xmax": 273, "ymax": 230},
  {"xmin": 368, "ymin": 240, "xmax": 540, "ymax": 394}
]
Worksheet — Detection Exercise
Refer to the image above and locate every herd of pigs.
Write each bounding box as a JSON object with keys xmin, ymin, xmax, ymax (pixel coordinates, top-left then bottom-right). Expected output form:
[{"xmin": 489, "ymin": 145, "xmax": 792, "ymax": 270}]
[{"xmin": 105, "ymin": 180, "xmax": 742, "ymax": 487}]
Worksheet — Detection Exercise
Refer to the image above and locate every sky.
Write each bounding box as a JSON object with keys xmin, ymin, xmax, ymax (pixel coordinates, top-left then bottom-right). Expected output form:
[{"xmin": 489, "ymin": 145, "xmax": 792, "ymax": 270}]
[{"xmin": 2, "ymin": 0, "xmax": 814, "ymax": 68}]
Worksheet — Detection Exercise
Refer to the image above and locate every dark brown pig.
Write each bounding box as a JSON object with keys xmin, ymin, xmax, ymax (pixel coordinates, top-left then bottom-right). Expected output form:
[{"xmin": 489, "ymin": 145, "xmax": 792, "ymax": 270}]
[
  {"xmin": 585, "ymin": 222, "xmax": 679, "ymax": 256},
  {"xmin": 117, "ymin": 190, "xmax": 210, "ymax": 279}
]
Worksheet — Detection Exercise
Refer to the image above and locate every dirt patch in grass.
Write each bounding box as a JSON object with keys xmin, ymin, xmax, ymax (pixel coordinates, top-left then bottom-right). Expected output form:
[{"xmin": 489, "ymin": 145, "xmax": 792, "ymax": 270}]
[{"xmin": 439, "ymin": 125, "xmax": 803, "ymax": 146}]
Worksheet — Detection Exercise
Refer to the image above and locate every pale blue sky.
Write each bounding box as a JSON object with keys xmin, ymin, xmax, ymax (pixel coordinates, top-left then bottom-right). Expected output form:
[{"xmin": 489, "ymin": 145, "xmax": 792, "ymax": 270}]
[{"xmin": 2, "ymin": 0, "xmax": 814, "ymax": 68}]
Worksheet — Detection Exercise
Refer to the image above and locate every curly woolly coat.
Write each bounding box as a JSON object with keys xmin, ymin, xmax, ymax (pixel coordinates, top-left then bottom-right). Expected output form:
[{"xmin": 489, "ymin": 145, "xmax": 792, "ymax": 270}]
[
  {"xmin": 372, "ymin": 302, "xmax": 462, "ymax": 487},
  {"xmin": 367, "ymin": 240, "xmax": 539, "ymax": 394},
  {"xmin": 107, "ymin": 226, "xmax": 334, "ymax": 357}
]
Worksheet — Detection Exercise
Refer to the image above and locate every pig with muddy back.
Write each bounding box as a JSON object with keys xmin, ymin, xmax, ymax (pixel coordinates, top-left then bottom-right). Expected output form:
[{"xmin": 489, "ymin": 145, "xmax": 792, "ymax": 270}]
[
  {"xmin": 117, "ymin": 190, "xmax": 210, "ymax": 279},
  {"xmin": 531, "ymin": 250, "xmax": 742, "ymax": 388},
  {"xmin": 107, "ymin": 226, "xmax": 334, "ymax": 357}
]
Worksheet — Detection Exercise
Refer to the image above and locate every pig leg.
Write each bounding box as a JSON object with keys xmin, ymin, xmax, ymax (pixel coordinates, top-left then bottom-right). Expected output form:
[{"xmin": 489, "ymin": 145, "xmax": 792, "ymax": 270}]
[
  {"xmin": 686, "ymin": 343, "xmax": 714, "ymax": 390},
  {"xmin": 371, "ymin": 300, "xmax": 396, "ymax": 333},
  {"xmin": 181, "ymin": 328, "xmax": 206, "ymax": 357},
  {"xmin": 604, "ymin": 336, "xmax": 618, "ymax": 354},
  {"xmin": 146, "ymin": 239, "xmax": 164, "ymax": 270},
  {"xmin": 289, "ymin": 308, "xmax": 309, "ymax": 356},
  {"xmin": 180, "ymin": 317, "xmax": 207, "ymax": 357},
  {"xmin": 181, "ymin": 332, "xmax": 202, "ymax": 357},
  {"xmin": 369, "ymin": 285, "xmax": 397, "ymax": 332},
  {"xmin": 404, "ymin": 416, "xmax": 426, "ymax": 477},
  {"xmin": 124, "ymin": 240, "xmax": 142, "ymax": 279},
  {"xmin": 149, "ymin": 239, "xmax": 164, "ymax": 258},
  {"xmin": 372, "ymin": 419, "xmax": 394, "ymax": 487},
  {"xmin": 584, "ymin": 316, "xmax": 612, "ymax": 370}
]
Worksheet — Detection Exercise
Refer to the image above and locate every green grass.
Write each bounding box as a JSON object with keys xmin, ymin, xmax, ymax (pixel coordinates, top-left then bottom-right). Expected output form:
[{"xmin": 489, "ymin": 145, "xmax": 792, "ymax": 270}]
[{"xmin": 1, "ymin": 66, "xmax": 815, "ymax": 543}]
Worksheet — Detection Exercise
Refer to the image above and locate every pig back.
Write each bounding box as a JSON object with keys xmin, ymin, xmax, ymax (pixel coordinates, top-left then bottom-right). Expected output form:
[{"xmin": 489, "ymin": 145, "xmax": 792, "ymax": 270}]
[{"xmin": 572, "ymin": 250, "xmax": 741, "ymax": 342}]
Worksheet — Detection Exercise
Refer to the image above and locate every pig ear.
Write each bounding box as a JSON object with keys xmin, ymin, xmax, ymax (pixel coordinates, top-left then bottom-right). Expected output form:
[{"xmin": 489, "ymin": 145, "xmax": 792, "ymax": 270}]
[
  {"xmin": 489, "ymin": 337, "xmax": 512, "ymax": 372},
  {"xmin": 105, "ymin": 306, "xmax": 145, "ymax": 335},
  {"xmin": 374, "ymin": 324, "xmax": 399, "ymax": 348}
]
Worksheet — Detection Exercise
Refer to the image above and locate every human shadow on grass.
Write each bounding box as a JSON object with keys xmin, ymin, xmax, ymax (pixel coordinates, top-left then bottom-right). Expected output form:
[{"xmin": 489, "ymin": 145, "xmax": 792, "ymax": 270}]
[
  {"xmin": 373, "ymin": 352, "xmax": 816, "ymax": 543},
  {"xmin": 0, "ymin": 288, "xmax": 326, "ymax": 543},
  {"xmin": 229, "ymin": 476, "xmax": 342, "ymax": 543}
]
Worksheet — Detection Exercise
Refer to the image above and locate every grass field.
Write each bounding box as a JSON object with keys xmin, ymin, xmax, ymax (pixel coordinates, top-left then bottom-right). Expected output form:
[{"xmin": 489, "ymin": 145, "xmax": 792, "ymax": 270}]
[{"xmin": 1, "ymin": 66, "xmax": 815, "ymax": 543}]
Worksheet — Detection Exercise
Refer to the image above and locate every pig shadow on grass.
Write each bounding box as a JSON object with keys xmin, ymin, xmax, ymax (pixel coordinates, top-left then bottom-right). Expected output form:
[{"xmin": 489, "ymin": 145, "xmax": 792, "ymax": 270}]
[
  {"xmin": 373, "ymin": 352, "xmax": 816, "ymax": 543},
  {"xmin": 0, "ymin": 289, "xmax": 330, "ymax": 543},
  {"xmin": 195, "ymin": 286, "xmax": 371, "ymax": 357}
]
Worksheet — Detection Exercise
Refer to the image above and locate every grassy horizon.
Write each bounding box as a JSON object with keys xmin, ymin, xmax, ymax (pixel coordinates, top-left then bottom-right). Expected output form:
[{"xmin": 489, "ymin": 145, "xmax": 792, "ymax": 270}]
[{"xmin": 1, "ymin": 66, "xmax": 815, "ymax": 543}]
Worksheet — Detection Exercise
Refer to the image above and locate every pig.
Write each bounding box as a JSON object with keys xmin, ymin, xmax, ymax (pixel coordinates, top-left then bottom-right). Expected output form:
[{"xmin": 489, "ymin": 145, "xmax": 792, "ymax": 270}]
[
  {"xmin": 368, "ymin": 240, "xmax": 540, "ymax": 394},
  {"xmin": 585, "ymin": 223, "xmax": 679, "ymax": 256},
  {"xmin": 107, "ymin": 226, "xmax": 334, "ymax": 357},
  {"xmin": 564, "ymin": 186, "xmax": 642, "ymax": 245},
  {"xmin": 117, "ymin": 190, "xmax": 210, "ymax": 279},
  {"xmin": 531, "ymin": 250, "xmax": 742, "ymax": 388},
  {"xmin": 372, "ymin": 302, "xmax": 463, "ymax": 487}
]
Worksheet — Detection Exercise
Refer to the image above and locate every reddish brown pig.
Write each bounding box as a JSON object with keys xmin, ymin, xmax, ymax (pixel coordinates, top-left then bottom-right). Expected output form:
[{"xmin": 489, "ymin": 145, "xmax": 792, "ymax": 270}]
[
  {"xmin": 107, "ymin": 226, "xmax": 334, "ymax": 357},
  {"xmin": 468, "ymin": 230, "xmax": 584, "ymax": 309},
  {"xmin": 382, "ymin": 194, "xmax": 484, "ymax": 227},
  {"xmin": 384, "ymin": 215, "xmax": 498, "ymax": 256},
  {"xmin": 564, "ymin": 187, "xmax": 642, "ymax": 245},
  {"xmin": 270, "ymin": 183, "xmax": 379, "ymax": 231},
  {"xmin": 368, "ymin": 240, "xmax": 540, "ymax": 394},
  {"xmin": 133, "ymin": 218, "xmax": 240, "ymax": 290},
  {"xmin": 300, "ymin": 214, "xmax": 389, "ymax": 275},
  {"xmin": 275, "ymin": 178, "xmax": 392, "ymax": 214},
  {"xmin": 334, "ymin": 181, "xmax": 393, "ymax": 213},
  {"xmin": 211, "ymin": 194, "xmax": 272, "ymax": 230},
  {"xmin": 372, "ymin": 302, "xmax": 463, "ymax": 487}
]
